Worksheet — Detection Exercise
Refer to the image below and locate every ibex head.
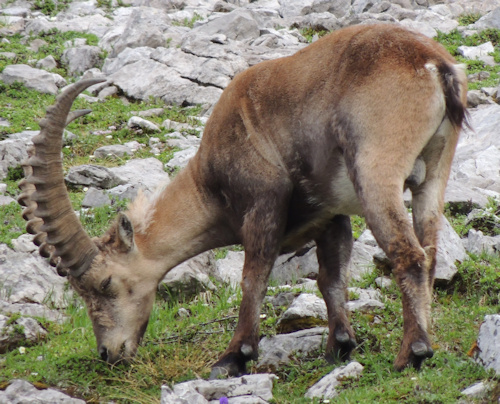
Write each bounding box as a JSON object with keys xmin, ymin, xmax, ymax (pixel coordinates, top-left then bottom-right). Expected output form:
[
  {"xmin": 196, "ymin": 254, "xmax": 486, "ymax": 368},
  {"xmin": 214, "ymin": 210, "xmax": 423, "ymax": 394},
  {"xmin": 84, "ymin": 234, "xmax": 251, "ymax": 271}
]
[{"xmin": 18, "ymin": 80, "xmax": 161, "ymax": 363}]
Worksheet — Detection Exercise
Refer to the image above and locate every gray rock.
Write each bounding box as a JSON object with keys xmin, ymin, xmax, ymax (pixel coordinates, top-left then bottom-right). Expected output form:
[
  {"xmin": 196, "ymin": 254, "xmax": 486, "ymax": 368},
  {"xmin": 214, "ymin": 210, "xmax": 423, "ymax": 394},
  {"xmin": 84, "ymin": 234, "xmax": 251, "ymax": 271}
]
[
  {"xmin": 0, "ymin": 300, "xmax": 66, "ymax": 324},
  {"xmin": 414, "ymin": 9, "xmax": 458, "ymax": 33},
  {"xmin": 472, "ymin": 7, "xmax": 500, "ymax": 31},
  {"xmin": 346, "ymin": 287, "xmax": 385, "ymax": 312},
  {"xmin": 467, "ymin": 90, "xmax": 495, "ymax": 107},
  {"xmin": 128, "ymin": 116, "xmax": 161, "ymax": 132},
  {"xmin": 189, "ymin": 9, "xmax": 261, "ymax": 42},
  {"xmin": 65, "ymin": 164, "xmax": 124, "ymax": 189},
  {"xmin": 349, "ymin": 242, "xmax": 381, "ymax": 280},
  {"xmin": 25, "ymin": 14, "xmax": 112, "ymax": 38},
  {"xmin": 475, "ymin": 314, "xmax": 500, "ymax": 374},
  {"xmin": 0, "ymin": 245, "xmax": 71, "ymax": 308},
  {"xmin": 102, "ymin": 46, "xmax": 155, "ymax": 75},
  {"xmin": 434, "ymin": 215, "xmax": 468, "ymax": 285},
  {"xmin": 164, "ymin": 133, "xmax": 201, "ymax": 149},
  {"xmin": 29, "ymin": 38, "xmax": 47, "ymax": 52},
  {"xmin": 0, "ymin": 379, "xmax": 85, "ymax": 404},
  {"xmin": 36, "ymin": 55, "xmax": 57, "ymax": 70},
  {"xmin": 213, "ymin": 250, "xmax": 244, "ymax": 288},
  {"xmin": 0, "ymin": 7, "xmax": 30, "ymax": 17},
  {"xmin": 276, "ymin": 293, "xmax": 328, "ymax": 333},
  {"xmin": 93, "ymin": 144, "xmax": 135, "ymax": 158},
  {"xmin": 461, "ymin": 382, "xmax": 494, "ymax": 399},
  {"xmin": 82, "ymin": 186, "xmax": 111, "ymax": 208},
  {"xmin": 97, "ymin": 85, "xmax": 118, "ymax": 99},
  {"xmin": 257, "ymin": 327, "xmax": 328, "ymax": 372},
  {"xmin": 109, "ymin": 157, "xmax": 170, "ymax": 194},
  {"xmin": 270, "ymin": 244, "xmax": 318, "ymax": 284},
  {"xmin": 464, "ymin": 229, "xmax": 500, "ymax": 256},
  {"xmin": 305, "ymin": 361, "xmax": 364, "ymax": 399},
  {"xmin": 109, "ymin": 7, "xmax": 172, "ymax": 57},
  {"xmin": 161, "ymin": 374, "xmax": 277, "ymax": 403},
  {"xmin": 0, "ymin": 315, "xmax": 47, "ymax": 353},
  {"xmin": 398, "ymin": 18, "xmax": 437, "ymax": 37},
  {"xmin": 11, "ymin": 234, "xmax": 37, "ymax": 253},
  {"xmin": 458, "ymin": 42, "xmax": 496, "ymax": 66},
  {"xmin": 279, "ymin": 0, "xmax": 351, "ymax": 19},
  {"xmin": 375, "ymin": 276, "xmax": 393, "ymax": 289},
  {"xmin": 0, "ymin": 195, "xmax": 16, "ymax": 206},
  {"xmin": 109, "ymin": 58, "xmax": 223, "ymax": 106},
  {"xmin": 159, "ymin": 251, "xmax": 216, "ymax": 300},
  {"xmin": 0, "ymin": 64, "xmax": 65, "ymax": 94},
  {"xmin": 166, "ymin": 146, "xmax": 198, "ymax": 170},
  {"xmin": 0, "ymin": 137, "xmax": 32, "ymax": 179},
  {"xmin": 62, "ymin": 45, "xmax": 103, "ymax": 75}
]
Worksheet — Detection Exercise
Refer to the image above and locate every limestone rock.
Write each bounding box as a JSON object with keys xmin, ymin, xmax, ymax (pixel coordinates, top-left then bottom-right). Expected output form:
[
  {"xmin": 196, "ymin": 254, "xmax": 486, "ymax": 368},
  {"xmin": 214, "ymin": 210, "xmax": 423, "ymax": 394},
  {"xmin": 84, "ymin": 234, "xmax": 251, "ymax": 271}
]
[
  {"xmin": 65, "ymin": 164, "xmax": 124, "ymax": 189},
  {"xmin": 0, "ymin": 379, "xmax": 85, "ymax": 404},
  {"xmin": 257, "ymin": 327, "xmax": 328, "ymax": 372},
  {"xmin": 305, "ymin": 361, "xmax": 364, "ymax": 399},
  {"xmin": 161, "ymin": 374, "xmax": 277, "ymax": 404},
  {"xmin": 82, "ymin": 187, "xmax": 111, "ymax": 208},
  {"xmin": 0, "ymin": 245, "xmax": 72, "ymax": 308},
  {"xmin": 213, "ymin": 250, "xmax": 244, "ymax": 288},
  {"xmin": 0, "ymin": 315, "xmax": 47, "ymax": 353},
  {"xmin": 109, "ymin": 157, "xmax": 170, "ymax": 194},
  {"xmin": 276, "ymin": 293, "xmax": 328, "ymax": 333},
  {"xmin": 0, "ymin": 64, "xmax": 66, "ymax": 94},
  {"xmin": 159, "ymin": 251, "xmax": 216, "ymax": 300},
  {"xmin": 475, "ymin": 314, "xmax": 500, "ymax": 375},
  {"xmin": 62, "ymin": 45, "xmax": 103, "ymax": 75}
]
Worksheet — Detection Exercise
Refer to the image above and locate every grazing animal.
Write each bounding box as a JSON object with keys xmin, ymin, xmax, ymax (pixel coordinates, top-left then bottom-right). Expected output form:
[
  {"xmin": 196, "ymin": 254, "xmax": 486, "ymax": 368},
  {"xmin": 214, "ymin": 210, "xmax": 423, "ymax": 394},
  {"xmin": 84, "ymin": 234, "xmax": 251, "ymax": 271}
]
[{"xmin": 18, "ymin": 24, "xmax": 467, "ymax": 377}]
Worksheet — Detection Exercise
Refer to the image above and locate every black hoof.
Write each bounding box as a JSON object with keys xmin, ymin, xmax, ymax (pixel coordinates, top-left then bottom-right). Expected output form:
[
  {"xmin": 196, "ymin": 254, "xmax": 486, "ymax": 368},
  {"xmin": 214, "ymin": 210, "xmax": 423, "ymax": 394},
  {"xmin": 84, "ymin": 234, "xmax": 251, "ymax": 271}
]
[
  {"xmin": 410, "ymin": 342, "xmax": 434, "ymax": 370},
  {"xmin": 395, "ymin": 341, "xmax": 434, "ymax": 371},
  {"xmin": 209, "ymin": 352, "xmax": 248, "ymax": 379},
  {"xmin": 325, "ymin": 330, "xmax": 357, "ymax": 363}
]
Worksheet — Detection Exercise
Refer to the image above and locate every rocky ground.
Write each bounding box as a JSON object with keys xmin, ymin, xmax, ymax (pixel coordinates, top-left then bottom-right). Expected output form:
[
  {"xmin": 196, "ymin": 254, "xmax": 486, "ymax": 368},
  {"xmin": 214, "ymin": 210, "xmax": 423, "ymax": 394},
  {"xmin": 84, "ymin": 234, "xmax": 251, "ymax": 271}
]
[{"xmin": 1, "ymin": 0, "xmax": 500, "ymax": 402}]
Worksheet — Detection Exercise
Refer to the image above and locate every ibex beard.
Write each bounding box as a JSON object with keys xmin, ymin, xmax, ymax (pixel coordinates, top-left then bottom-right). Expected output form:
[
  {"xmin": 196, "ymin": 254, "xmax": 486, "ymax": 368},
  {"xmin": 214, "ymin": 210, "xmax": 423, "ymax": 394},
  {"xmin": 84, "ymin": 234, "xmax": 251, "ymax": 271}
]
[{"xmin": 19, "ymin": 23, "xmax": 468, "ymax": 376}]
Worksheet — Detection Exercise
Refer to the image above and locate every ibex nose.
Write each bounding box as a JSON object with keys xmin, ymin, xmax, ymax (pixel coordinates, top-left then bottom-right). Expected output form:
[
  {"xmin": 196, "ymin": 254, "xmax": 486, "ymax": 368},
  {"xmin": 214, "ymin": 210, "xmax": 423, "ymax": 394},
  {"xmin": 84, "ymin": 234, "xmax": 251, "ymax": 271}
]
[{"xmin": 99, "ymin": 346, "xmax": 109, "ymax": 362}]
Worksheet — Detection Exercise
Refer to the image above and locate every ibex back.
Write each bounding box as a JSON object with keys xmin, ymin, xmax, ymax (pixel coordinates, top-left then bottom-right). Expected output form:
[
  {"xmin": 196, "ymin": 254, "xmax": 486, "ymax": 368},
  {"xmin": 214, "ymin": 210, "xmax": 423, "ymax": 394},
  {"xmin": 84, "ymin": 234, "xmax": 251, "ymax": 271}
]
[{"xmin": 19, "ymin": 24, "xmax": 467, "ymax": 376}]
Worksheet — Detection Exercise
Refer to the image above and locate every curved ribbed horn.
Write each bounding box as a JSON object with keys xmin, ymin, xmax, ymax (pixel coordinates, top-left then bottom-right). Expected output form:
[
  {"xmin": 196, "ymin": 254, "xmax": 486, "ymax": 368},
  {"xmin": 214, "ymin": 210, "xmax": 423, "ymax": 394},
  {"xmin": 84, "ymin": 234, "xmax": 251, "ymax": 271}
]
[{"xmin": 18, "ymin": 79, "xmax": 106, "ymax": 278}]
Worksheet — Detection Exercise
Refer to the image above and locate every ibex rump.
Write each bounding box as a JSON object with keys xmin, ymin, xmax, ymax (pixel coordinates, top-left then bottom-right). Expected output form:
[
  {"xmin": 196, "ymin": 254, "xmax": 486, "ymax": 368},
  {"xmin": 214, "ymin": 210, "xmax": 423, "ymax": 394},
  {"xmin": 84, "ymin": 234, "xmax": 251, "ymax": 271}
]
[{"xmin": 18, "ymin": 24, "xmax": 467, "ymax": 376}]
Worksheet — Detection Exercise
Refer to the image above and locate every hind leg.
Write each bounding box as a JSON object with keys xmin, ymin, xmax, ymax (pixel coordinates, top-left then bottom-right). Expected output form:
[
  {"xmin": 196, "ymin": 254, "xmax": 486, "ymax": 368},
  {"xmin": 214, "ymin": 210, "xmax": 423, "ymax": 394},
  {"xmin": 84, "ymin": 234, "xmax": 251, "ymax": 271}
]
[
  {"xmin": 346, "ymin": 141, "xmax": 438, "ymax": 370},
  {"xmin": 316, "ymin": 215, "xmax": 357, "ymax": 362},
  {"xmin": 411, "ymin": 119, "xmax": 461, "ymax": 291}
]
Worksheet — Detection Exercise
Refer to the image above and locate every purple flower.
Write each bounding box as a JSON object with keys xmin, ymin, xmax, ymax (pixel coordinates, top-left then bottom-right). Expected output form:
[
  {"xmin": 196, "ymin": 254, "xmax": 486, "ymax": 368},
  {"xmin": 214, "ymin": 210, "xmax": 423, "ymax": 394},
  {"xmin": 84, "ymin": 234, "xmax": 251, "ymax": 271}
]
[{"xmin": 219, "ymin": 397, "xmax": 229, "ymax": 404}]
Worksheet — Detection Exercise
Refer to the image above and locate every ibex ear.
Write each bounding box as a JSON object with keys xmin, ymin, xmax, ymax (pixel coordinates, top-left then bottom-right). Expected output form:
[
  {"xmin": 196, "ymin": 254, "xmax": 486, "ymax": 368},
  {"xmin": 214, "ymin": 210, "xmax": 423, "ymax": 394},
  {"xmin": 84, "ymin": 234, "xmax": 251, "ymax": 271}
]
[{"xmin": 117, "ymin": 213, "xmax": 135, "ymax": 252}]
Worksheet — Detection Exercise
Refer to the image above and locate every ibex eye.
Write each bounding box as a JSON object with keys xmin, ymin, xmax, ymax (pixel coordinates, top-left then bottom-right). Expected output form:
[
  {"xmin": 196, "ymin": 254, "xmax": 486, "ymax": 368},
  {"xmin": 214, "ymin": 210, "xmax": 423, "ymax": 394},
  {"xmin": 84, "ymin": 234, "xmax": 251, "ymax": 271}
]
[{"xmin": 101, "ymin": 276, "xmax": 112, "ymax": 291}]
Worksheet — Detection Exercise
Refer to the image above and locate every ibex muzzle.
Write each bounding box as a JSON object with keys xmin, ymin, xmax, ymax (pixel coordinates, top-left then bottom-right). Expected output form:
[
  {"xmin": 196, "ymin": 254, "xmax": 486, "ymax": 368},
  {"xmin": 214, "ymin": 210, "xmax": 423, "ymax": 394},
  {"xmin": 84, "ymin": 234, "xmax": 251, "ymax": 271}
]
[{"xmin": 19, "ymin": 24, "xmax": 468, "ymax": 375}]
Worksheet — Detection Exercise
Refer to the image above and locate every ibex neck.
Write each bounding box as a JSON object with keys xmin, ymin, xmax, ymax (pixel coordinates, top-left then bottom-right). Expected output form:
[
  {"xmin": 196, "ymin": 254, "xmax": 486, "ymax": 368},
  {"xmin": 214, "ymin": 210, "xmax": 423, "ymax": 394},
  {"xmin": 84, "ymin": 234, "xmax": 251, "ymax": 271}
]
[{"xmin": 133, "ymin": 159, "xmax": 230, "ymax": 277}]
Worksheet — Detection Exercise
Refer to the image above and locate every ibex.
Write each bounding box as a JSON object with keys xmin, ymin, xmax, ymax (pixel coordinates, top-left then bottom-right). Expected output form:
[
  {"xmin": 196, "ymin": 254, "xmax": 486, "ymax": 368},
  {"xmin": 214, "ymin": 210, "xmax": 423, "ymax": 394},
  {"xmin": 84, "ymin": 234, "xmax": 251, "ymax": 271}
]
[{"xmin": 18, "ymin": 24, "xmax": 467, "ymax": 377}]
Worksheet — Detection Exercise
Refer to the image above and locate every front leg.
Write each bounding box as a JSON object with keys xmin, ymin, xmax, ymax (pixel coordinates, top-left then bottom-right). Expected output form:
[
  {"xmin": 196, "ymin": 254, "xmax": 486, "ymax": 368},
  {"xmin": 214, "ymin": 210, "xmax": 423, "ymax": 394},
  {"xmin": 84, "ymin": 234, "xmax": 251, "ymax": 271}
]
[
  {"xmin": 316, "ymin": 215, "xmax": 357, "ymax": 363},
  {"xmin": 210, "ymin": 192, "xmax": 287, "ymax": 379}
]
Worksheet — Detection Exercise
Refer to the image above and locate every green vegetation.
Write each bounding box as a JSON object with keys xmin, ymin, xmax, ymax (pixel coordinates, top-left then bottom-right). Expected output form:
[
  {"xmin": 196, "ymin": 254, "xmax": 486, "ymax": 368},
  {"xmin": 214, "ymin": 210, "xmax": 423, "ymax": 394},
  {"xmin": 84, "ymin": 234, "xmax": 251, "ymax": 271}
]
[
  {"xmin": 172, "ymin": 13, "xmax": 204, "ymax": 29},
  {"xmin": 0, "ymin": 30, "xmax": 103, "ymax": 77},
  {"xmin": 299, "ymin": 27, "xmax": 329, "ymax": 43},
  {"xmin": 458, "ymin": 12, "xmax": 483, "ymax": 27},
  {"xmin": 435, "ymin": 28, "xmax": 500, "ymax": 90},
  {"xmin": 32, "ymin": 0, "xmax": 72, "ymax": 17}
]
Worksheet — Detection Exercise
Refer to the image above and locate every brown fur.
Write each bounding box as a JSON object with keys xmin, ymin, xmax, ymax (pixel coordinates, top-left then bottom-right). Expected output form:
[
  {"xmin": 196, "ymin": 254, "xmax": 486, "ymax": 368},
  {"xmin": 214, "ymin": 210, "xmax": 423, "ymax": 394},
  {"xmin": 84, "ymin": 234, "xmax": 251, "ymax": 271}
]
[{"xmin": 28, "ymin": 24, "xmax": 468, "ymax": 373}]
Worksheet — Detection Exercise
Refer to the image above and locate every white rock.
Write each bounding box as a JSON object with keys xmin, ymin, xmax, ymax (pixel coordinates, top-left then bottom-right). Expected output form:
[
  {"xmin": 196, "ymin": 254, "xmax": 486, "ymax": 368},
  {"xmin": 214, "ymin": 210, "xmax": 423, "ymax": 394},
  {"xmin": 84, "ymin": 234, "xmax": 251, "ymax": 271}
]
[
  {"xmin": 457, "ymin": 42, "xmax": 496, "ymax": 66},
  {"xmin": 305, "ymin": 361, "xmax": 364, "ymax": 399},
  {"xmin": 213, "ymin": 250, "xmax": 244, "ymax": 288},
  {"xmin": 257, "ymin": 327, "xmax": 328, "ymax": 372},
  {"xmin": 0, "ymin": 379, "xmax": 85, "ymax": 404},
  {"xmin": 476, "ymin": 314, "xmax": 500, "ymax": 374}
]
